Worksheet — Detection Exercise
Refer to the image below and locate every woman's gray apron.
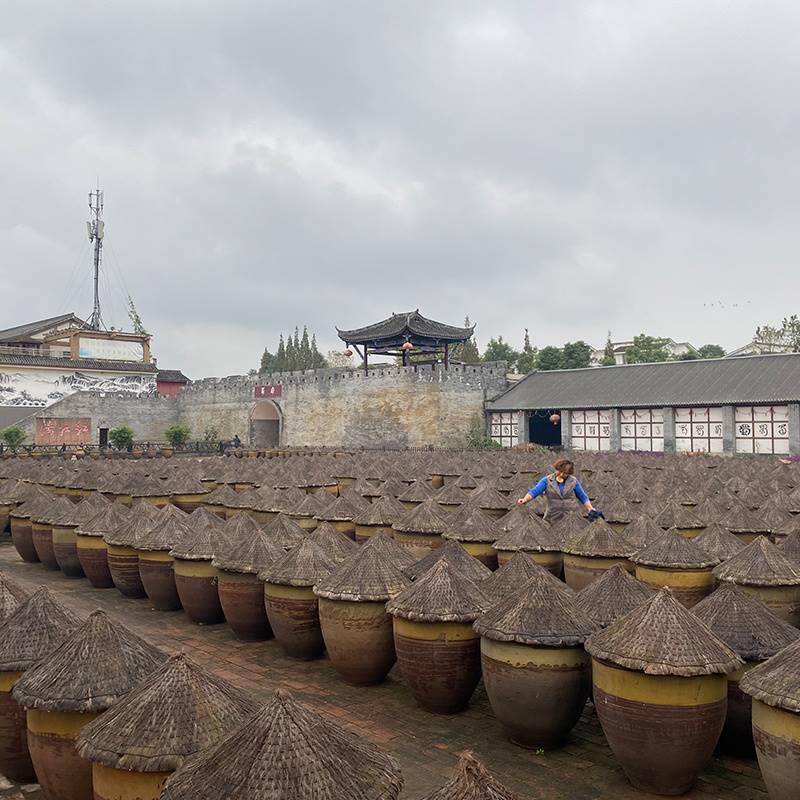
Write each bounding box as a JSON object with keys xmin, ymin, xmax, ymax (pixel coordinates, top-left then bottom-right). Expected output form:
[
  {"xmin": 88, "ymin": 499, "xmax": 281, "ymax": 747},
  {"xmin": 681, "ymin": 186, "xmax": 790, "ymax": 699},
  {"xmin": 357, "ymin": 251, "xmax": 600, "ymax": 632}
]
[{"xmin": 543, "ymin": 474, "xmax": 580, "ymax": 523}]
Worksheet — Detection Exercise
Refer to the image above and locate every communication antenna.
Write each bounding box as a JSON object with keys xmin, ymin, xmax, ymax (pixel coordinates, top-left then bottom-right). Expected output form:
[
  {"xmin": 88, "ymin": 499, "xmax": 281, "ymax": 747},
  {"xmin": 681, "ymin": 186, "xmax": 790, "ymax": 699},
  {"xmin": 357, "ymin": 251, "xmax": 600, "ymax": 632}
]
[{"xmin": 86, "ymin": 183, "xmax": 105, "ymax": 330}]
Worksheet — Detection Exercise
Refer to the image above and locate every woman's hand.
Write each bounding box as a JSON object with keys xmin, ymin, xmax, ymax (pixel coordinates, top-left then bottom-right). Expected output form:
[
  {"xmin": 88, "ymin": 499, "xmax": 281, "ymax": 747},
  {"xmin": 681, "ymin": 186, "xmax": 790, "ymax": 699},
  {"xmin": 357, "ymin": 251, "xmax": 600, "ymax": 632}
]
[{"xmin": 517, "ymin": 496, "xmax": 530, "ymax": 506}]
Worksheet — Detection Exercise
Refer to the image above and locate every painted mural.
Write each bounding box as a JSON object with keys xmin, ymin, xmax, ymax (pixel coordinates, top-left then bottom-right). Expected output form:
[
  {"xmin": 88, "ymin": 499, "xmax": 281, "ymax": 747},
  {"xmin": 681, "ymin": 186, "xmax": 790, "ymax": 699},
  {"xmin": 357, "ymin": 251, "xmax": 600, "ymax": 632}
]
[{"xmin": 0, "ymin": 370, "xmax": 157, "ymax": 408}]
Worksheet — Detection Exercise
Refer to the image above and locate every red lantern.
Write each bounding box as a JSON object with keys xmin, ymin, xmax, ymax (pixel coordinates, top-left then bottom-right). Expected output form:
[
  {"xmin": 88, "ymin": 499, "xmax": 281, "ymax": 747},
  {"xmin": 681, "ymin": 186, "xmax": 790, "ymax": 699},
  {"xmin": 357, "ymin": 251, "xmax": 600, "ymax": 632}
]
[
  {"xmin": 549, "ymin": 413, "xmax": 561, "ymax": 425},
  {"xmin": 343, "ymin": 350, "xmax": 353, "ymax": 357},
  {"xmin": 402, "ymin": 342, "xmax": 414, "ymax": 352}
]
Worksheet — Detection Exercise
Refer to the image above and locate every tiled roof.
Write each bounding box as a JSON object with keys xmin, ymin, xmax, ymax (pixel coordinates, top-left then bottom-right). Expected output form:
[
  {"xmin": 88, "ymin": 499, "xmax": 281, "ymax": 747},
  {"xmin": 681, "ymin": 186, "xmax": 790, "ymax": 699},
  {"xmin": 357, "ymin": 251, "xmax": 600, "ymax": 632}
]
[
  {"xmin": 0, "ymin": 352, "xmax": 156, "ymax": 374},
  {"xmin": 156, "ymin": 369, "xmax": 190, "ymax": 383},
  {"xmin": 487, "ymin": 353, "xmax": 800, "ymax": 411},
  {"xmin": 337, "ymin": 310, "xmax": 474, "ymax": 344},
  {"xmin": 0, "ymin": 313, "xmax": 88, "ymax": 343}
]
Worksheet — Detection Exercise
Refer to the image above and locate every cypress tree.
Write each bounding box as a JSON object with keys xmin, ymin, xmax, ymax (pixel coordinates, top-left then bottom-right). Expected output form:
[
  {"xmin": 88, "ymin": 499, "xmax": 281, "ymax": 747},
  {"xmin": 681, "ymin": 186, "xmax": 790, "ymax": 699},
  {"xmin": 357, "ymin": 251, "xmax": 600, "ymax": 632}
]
[
  {"xmin": 275, "ymin": 335, "xmax": 287, "ymax": 371},
  {"xmin": 458, "ymin": 316, "xmax": 482, "ymax": 364},
  {"xmin": 600, "ymin": 332, "xmax": 616, "ymax": 366},
  {"xmin": 259, "ymin": 348, "xmax": 274, "ymax": 373},
  {"xmin": 300, "ymin": 326, "xmax": 312, "ymax": 369}
]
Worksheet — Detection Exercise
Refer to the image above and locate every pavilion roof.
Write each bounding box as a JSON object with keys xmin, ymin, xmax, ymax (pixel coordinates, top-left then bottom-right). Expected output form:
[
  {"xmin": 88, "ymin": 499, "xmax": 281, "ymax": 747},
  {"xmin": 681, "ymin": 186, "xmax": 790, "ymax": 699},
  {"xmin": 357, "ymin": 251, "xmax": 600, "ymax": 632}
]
[{"xmin": 337, "ymin": 310, "xmax": 474, "ymax": 346}]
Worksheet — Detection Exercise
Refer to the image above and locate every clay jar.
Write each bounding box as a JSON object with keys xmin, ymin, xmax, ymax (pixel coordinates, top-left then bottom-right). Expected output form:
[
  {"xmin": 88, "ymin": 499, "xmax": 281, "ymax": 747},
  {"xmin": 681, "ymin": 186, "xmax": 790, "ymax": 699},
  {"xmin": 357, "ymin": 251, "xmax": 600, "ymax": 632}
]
[
  {"xmin": 75, "ymin": 504, "xmax": 131, "ymax": 589},
  {"xmin": 261, "ymin": 540, "xmax": 336, "ymax": 659},
  {"xmin": 0, "ymin": 671, "xmax": 34, "ymax": 783},
  {"xmin": 387, "ymin": 560, "xmax": 489, "ymax": 714},
  {"xmin": 315, "ymin": 538, "xmax": 410, "ymax": 685},
  {"xmin": 561, "ymin": 519, "xmax": 637, "ymax": 592},
  {"xmin": 174, "ymin": 559, "xmax": 225, "ymax": 623},
  {"xmin": 52, "ymin": 523, "xmax": 85, "ymax": 577},
  {"xmin": 9, "ymin": 508, "xmax": 38, "ymax": 563},
  {"xmin": 391, "ymin": 499, "xmax": 449, "ymax": 561}
]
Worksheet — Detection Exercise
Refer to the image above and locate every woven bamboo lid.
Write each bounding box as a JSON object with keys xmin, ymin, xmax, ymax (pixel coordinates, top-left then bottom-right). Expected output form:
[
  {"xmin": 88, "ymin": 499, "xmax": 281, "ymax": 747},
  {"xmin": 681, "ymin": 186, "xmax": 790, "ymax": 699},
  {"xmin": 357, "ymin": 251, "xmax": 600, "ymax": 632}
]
[
  {"xmin": 202, "ymin": 485, "xmax": 240, "ymax": 506},
  {"xmin": 496, "ymin": 504, "xmax": 537, "ymax": 532},
  {"xmin": 443, "ymin": 508, "xmax": 504, "ymax": 544},
  {"xmin": 602, "ymin": 497, "xmax": 635, "ymax": 525},
  {"xmin": 76, "ymin": 653, "xmax": 252, "ymax": 772},
  {"xmin": 30, "ymin": 494, "xmax": 74, "ymax": 525},
  {"xmin": 713, "ymin": 536, "xmax": 800, "ymax": 587},
  {"xmin": 392, "ymin": 498, "xmax": 449, "ymax": 535},
  {"xmin": 314, "ymin": 494, "xmax": 362, "ymax": 523},
  {"xmin": 160, "ymin": 689, "xmax": 402, "ymax": 800},
  {"xmin": 718, "ymin": 503, "xmax": 770, "ymax": 534},
  {"xmin": 419, "ymin": 751, "xmax": 521, "ymax": 800},
  {"xmin": 561, "ymin": 519, "xmax": 636, "ymax": 558},
  {"xmin": 314, "ymin": 538, "xmax": 411, "ymax": 602},
  {"xmin": 435, "ymin": 482, "xmax": 469, "ymax": 507},
  {"xmin": 654, "ymin": 501, "xmax": 705, "ymax": 531},
  {"xmin": 585, "ymin": 588, "xmax": 742, "ymax": 676},
  {"xmin": 291, "ymin": 491, "xmax": 334, "ymax": 519},
  {"xmin": 574, "ymin": 565, "xmax": 654, "ymax": 628},
  {"xmin": 740, "ymin": 637, "xmax": 800, "ymax": 713},
  {"xmin": 76, "ymin": 503, "xmax": 132, "ymax": 537},
  {"xmin": 397, "ymin": 480, "xmax": 433, "ymax": 504},
  {"xmin": 353, "ymin": 495, "xmax": 407, "ymax": 527},
  {"xmin": 360, "ymin": 531, "xmax": 418, "ymax": 569},
  {"xmin": 136, "ymin": 515, "xmax": 193, "ymax": 552},
  {"xmin": 10, "ymin": 485, "xmax": 57, "ymax": 520},
  {"xmin": 403, "ymin": 540, "xmax": 492, "ymax": 583},
  {"xmin": 475, "ymin": 571, "xmax": 596, "ymax": 647},
  {"xmin": 306, "ymin": 521, "xmax": 358, "ymax": 562},
  {"xmin": 387, "ymin": 559, "xmax": 489, "ymax": 623},
  {"xmin": 264, "ymin": 513, "xmax": 307, "ymax": 550},
  {"xmin": 693, "ymin": 583, "xmax": 800, "ymax": 661},
  {"xmin": 259, "ymin": 539, "xmax": 335, "ymax": 587},
  {"xmin": 492, "ymin": 514, "xmax": 560, "ymax": 554},
  {"xmin": 630, "ymin": 528, "xmax": 719, "ymax": 569},
  {"xmin": 481, "ymin": 552, "xmax": 573, "ymax": 607},
  {"xmin": 170, "ymin": 506, "xmax": 227, "ymax": 560},
  {"xmin": 779, "ymin": 531, "xmax": 800, "ymax": 564},
  {"xmin": 0, "ymin": 571, "xmax": 28, "ymax": 626},
  {"xmin": 469, "ymin": 485, "xmax": 510, "ymax": 512},
  {"xmin": 213, "ymin": 525, "xmax": 284, "ymax": 575},
  {"xmin": 622, "ymin": 515, "xmax": 666, "ymax": 550},
  {"xmin": 691, "ymin": 522, "xmax": 744, "ymax": 562},
  {"xmin": 104, "ymin": 508, "xmax": 161, "ymax": 548},
  {"xmin": 12, "ymin": 609, "xmax": 165, "ymax": 712}
]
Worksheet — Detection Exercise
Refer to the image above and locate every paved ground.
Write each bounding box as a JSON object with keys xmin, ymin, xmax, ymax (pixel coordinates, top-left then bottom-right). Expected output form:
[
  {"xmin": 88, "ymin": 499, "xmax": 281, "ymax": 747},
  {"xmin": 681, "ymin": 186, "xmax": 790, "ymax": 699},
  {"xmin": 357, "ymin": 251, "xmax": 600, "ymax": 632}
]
[{"xmin": 0, "ymin": 542, "xmax": 768, "ymax": 800}]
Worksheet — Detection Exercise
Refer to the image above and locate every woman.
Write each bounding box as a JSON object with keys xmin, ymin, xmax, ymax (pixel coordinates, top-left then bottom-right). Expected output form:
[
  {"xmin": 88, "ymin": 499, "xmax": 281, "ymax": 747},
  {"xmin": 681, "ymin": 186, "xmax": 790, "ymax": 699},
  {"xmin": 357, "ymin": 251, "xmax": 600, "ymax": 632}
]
[{"xmin": 517, "ymin": 458, "xmax": 597, "ymax": 523}]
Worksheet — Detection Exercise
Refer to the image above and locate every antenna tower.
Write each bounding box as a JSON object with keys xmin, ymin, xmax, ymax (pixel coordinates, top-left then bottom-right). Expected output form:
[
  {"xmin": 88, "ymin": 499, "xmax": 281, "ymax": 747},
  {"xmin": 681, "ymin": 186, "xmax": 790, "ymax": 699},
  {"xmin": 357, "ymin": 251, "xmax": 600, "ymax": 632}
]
[{"xmin": 86, "ymin": 184, "xmax": 105, "ymax": 330}]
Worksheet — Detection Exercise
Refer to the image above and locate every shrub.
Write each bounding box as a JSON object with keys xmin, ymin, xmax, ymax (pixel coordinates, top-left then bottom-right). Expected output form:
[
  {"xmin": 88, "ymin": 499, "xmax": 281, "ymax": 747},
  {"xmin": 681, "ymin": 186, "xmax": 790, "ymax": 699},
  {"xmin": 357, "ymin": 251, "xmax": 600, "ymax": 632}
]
[
  {"xmin": 463, "ymin": 416, "xmax": 502, "ymax": 449},
  {"xmin": 109, "ymin": 426, "xmax": 135, "ymax": 451},
  {"xmin": 164, "ymin": 424, "xmax": 191, "ymax": 448},
  {"xmin": 203, "ymin": 426, "xmax": 219, "ymax": 444},
  {"xmin": 0, "ymin": 427, "xmax": 25, "ymax": 449}
]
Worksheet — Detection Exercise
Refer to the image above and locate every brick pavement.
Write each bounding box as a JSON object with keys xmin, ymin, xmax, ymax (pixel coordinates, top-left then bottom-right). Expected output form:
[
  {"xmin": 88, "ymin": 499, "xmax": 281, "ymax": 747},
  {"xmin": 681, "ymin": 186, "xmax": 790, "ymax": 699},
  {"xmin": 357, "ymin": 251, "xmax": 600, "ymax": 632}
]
[{"xmin": 0, "ymin": 543, "xmax": 768, "ymax": 800}]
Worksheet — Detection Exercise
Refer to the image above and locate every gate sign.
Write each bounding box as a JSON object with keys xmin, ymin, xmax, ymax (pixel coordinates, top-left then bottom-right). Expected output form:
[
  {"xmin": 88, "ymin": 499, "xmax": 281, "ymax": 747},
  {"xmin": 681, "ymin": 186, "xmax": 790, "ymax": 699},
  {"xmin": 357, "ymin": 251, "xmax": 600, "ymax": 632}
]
[
  {"xmin": 254, "ymin": 384, "xmax": 282, "ymax": 399},
  {"xmin": 36, "ymin": 417, "xmax": 92, "ymax": 445}
]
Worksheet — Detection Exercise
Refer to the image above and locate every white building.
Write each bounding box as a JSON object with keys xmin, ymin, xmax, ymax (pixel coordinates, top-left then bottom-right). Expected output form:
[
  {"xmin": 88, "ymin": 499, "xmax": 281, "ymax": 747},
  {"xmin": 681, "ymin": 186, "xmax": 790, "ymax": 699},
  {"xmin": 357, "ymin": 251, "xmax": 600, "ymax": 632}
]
[{"xmin": 590, "ymin": 338, "xmax": 698, "ymax": 366}]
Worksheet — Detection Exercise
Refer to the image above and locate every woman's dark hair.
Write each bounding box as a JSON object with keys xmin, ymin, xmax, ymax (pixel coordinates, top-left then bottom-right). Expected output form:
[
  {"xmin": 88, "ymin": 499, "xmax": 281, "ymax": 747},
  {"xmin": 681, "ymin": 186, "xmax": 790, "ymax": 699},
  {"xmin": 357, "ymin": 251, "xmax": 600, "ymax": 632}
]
[{"xmin": 552, "ymin": 458, "xmax": 575, "ymax": 475}]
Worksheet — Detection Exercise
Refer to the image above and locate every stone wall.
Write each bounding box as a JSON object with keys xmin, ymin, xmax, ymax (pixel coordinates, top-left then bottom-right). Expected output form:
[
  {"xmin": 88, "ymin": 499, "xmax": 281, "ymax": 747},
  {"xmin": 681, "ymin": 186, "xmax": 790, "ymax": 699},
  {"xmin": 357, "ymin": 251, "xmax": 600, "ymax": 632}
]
[{"xmin": 15, "ymin": 362, "xmax": 508, "ymax": 449}]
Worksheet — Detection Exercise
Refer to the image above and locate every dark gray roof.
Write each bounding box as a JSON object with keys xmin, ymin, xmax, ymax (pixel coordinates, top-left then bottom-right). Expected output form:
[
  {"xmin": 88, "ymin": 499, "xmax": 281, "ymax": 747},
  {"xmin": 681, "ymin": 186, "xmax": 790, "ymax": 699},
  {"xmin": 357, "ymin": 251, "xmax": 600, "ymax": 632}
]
[
  {"xmin": 0, "ymin": 352, "xmax": 157, "ymax": 374},
  {"xmin": 157, "ymin": 369, "xmax": 190, "ymax": 383},
  {"xmin": 487, "ymin": 353, "xmax": 800, "ymax": 411},
  {"xmin": 0, "ymin": 313, "xmax": 88, "ymax": 343},
  {"xmin": 337, "ymin": 310, "xmax": 474, "ymax": 344}
]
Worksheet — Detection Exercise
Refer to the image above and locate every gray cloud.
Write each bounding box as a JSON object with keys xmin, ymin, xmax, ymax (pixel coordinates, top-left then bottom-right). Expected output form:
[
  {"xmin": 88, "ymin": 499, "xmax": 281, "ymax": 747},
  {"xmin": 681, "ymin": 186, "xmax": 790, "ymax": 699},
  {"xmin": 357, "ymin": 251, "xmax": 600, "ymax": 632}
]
[{"xmin": 2, "ymin": 1, "xmax": 799, "ymax": 377}]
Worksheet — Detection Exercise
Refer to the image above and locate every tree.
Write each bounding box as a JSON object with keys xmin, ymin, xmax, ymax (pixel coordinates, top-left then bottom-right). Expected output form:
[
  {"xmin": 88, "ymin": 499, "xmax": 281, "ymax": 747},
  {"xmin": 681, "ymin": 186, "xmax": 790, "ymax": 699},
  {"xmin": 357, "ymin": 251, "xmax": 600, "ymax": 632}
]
[
  {"xmin": 624, "ymin": 334, "xmax": 671, "ymax": 364},
  {"xmin": 285, "ymin": 332, "xmax": 297, "ymax": 371},
  {"xmin": 537, "ymin": 346, "xmax": 563, "ymax": 371},
  {"xmin": 463, "ymin": 415, "xmax": 501, "ymax": 449},
  {"xmin": 677, "ymin": 351, "xmax": 700, "ymax": 360},
  {"xmin": 259, "ymin": 348, "xmax": 275, "ymax": 373},
  {"xmin": 483, "ymin": 336, "xmax": 519, "ymax": 369},
  {"xmin": 275, "ymin": 335, "xmax": 287, "ymax": 371},
  {"xmin": 300, "ymin": 326, "xmax": 312, "ymax": 367},
  {"xmin": 516, "ymin": 329, "xmax": 538, "ymax": 374},
  {"xmin": 561, "ymin": 341, "xmax": 592, "ymax": 369},
  {"xmin": 310, "ymin": 335, "xmax": 328, "ymax": 368},
  {"xmin": 126, "ymin": 296, "xmax": 148, "ymax": 335},
  {"xmin": 164, "ymin": 424, "xmax": 191, "ymax": 448},
  {"xmin": 0, "ymin": 427, "xmax": 25, "ymax": 449},
  {"xmin": 697, "ymin": 344, "xmax": 726, "ymax": 359},
  {"xmin": 781, "ymin": 315, "xmax": 800, "ymax": 352},
  {"xmin": 109, "ymin": 426, "xmax": 135, "ymax": 451},
  {"xmin": 600, "ymin": 332, "xmax": 617, "ymax": 366},
  {"xmin": 754, "ymin": 324, "xmax": 787, "ymax": 353},
  {"xmin": 451, "ymin": 316, "xmax": 481, "ymax": 364}
]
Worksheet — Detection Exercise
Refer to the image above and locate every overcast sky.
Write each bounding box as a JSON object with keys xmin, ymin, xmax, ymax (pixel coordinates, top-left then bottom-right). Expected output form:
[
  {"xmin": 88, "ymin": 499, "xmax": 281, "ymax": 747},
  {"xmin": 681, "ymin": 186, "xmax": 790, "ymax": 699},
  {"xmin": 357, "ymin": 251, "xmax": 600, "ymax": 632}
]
[{"xmin": 2, "ymin": 2, "xmax": 799, "ymax": 378}]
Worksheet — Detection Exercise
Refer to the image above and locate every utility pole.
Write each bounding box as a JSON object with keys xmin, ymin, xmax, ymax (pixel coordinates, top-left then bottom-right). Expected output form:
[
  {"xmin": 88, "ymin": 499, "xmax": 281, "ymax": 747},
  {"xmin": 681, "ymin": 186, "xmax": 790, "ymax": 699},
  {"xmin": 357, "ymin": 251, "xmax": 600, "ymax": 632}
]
[{"xmin": 87, "ymin": 184, "xmax": 105, "ymax": 330}]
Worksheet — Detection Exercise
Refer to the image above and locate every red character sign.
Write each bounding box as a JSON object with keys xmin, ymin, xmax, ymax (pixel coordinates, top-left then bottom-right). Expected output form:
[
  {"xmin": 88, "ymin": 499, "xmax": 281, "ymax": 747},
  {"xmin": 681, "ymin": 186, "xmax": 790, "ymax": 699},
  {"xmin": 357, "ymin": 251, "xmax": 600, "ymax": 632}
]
[
  {"xmin": 254, "ymin": 384, "xmax": 282, "ymax": 399},
  {"xmin": 35, "ymin": 417, "xmax": 92, "ymax": 445}
]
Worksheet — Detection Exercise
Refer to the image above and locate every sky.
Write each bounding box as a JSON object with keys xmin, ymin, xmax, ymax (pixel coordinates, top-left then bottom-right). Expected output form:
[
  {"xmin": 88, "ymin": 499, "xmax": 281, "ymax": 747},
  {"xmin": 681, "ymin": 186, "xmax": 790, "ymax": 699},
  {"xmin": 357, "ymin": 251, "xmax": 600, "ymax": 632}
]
[{"xmin": 2, "ymin": 1, "xmax": 799, "ymax": 378}]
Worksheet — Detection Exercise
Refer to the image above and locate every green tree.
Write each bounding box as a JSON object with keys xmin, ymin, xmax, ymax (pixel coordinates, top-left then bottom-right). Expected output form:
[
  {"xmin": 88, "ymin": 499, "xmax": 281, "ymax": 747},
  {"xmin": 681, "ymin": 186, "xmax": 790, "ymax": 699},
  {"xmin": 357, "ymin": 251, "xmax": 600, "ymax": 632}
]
[
  {"xmin": 483, "ymin": 336, "xmax": 519, "ymax": 369},
  {"xmin": 537, "ymin": 346, "xmax": 563, "ymax": 370},
  {"xmin": 561, "ymin": 340, "xmax": 592, "ymax": 369},
  {"xmin": 516, "ymin": 329, "xmax": 538, "ymax": 374},
  {"xmin": 1, "ymin": 427, "xmax": 25, "ymax": 449},
  {"xmin": 300, "ymin": 326, "xmax": 312, "ymax": 367},
  {"xmin": 109, "ymin": 426, "xmax": 135, "ymax": 451},
  {"xmin": 310, "ymin": 334, "xmax": 328, "ymax": 368},
  {"xmin": 285, "ymin": 332, "xmax": 297, "ymax": 371},
  {"xmin": 164, "ymin": 424, "xmax": 191, "ymax": 448},
  {"xmin": 451, "ymin": 316, "xmax": 481, "ymax": 364},
  {"xmin": 754, "ymin": 324, "xmax": 786, "ymax": 353},
  {"xmin": 126, "ymin": 296, "xmax": 148, "ymax": 335},
  {"xmin": 259, "ymin": 348, "xmax": 274, "ymax": 373},
  {"xmin": 600, "ymin": 332, "xmax": 617, "ymax": 366},
  {"xmin": 275, "ymin": 335, "xmax": 287, "ymax": 371},
  {"xmin": 781, "ymin": 315, "xmax": 800, "ymax": 352},
  {"xmin": 697, "ymin": 344, "xmax": 726, "ymax": 359},
  {"xmin": 624, "ymin": 334, "xmax": 671, "ymax": 364},
  {"xmin": 677, "ymin": 352, "xmax": 700, "ymax": 360}
]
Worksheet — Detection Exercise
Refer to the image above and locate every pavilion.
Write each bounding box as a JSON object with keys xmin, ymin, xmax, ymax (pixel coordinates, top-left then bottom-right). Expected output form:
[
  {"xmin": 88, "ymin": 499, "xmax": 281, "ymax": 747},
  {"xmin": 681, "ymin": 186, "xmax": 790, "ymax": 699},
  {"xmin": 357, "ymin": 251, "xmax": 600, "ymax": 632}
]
[{"xmin": 336, "ymin": 310, "xmax": 475, "ymax": 372}]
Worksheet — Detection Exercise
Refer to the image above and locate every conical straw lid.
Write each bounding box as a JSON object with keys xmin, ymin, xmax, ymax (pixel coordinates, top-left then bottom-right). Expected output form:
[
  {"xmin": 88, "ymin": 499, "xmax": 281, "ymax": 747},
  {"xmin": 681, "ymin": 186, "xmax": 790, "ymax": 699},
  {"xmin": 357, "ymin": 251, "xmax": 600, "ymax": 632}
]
[
  {"xmin": 419, "ymin": 751, "xmax": 521, "ymax": 800},
  {"xmin": 12, "ymin": 609, "xmax": 165, "ymax": 712},
  {"xmin": 403, "ymin": 539, "xmax": 491, "ymax": 583},
  {"xmin": 740, "ymin": 637, "xmax": 800, "ymax": 713},
  {"xmin": 360, "ymin": 531, "xmax": 417, "ymax": 569},
  {"xmin": 561, "ymin": 518, "xmax": 636, "ymax": 558},
  {"xmin": 314, "ymin": 538, "xmax": 411, "ymax": 602},
  {"xmin": 104, "ymin": 507, "xmax": 160, "ymax": 547},
  {"xmin": 387, "ymin": 559, "xmax": 489, "ymax": 623},
  {"xmin": 0, "ymin": 570, "xmax": 28, "ymax": 625},
  {"xmin": 77, "ymin": 502, "xmax": 132, "ymax": 537},
  {"xmin": 585, "ymin": 588, "xmax": 742, "ymax": 676},
  {"xmin": 0, "ymin": 587, "xmax": 82, "ymax": 671},
  {"xmin": 778, "ymin": 530, "xmax": 800, "ymax": 564},
  {"xmin": 713, "ymin": 536, "xmax": 800, "ymax": 587},
  {"xmin": 694, "ymin": 522, "xmax": 746, "ymax": 562},
  {"xmin": 264, "ymin": 513, "xmax": 307, "ymax": 550},
  {"xmin": 76, "ymin": 653, "xmax": 252, "ymax": 772},
  {"xmin": 136, "ymin": 515, "xmax": 193, "ymax": 552},
  {"xmin": 442, "ymin": 508, "xmax": 503, "ymax": 544},
  {"xmin": 170, "ymin": 506, "xmax": 227, "ymax": 560},
  {"xmin": 630, "ymin": 528, "xmax": 719, "ymax": 569},
  {"xmin": 353, "ymin": 494, "xmax": 407, "ymax": 527},
  {"xmin": 573, "ymin": 565, "xmax": 654, "ymax": 628},
  {"xmin": 693, "ymin": 583, "xmax": 800, "ymax": 661},
  {"xmin": 214, "ymin": 524, "xmax": 285, "ymax": 575},
  {"xmin": 305, "ymin": 521, "xmax": 357, "ymax": 562},
  {"xmin": 475, "ymin": 572, "xmax": 596, "ymax": 647},
  {"xmin": 160, "ymin": 689, "xmax": 403, "ymax": 800},
  {"xmin": 481, "ymin": 552, "xmax": 573, "ymax": 606},
  {"xmin": 492, "ymin": 514, "xmax": 560, "ymax": 553},
  {"xmin": 392, "ymin": 498, "xmax": 448, "ymax": 534},
  {"xmin": 259, "ymin": 539, "xmax": 335, "ymax": 587},
  {"xmin": 622, "ymin": 515, "xmax": 666, "ymax": 550}
]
